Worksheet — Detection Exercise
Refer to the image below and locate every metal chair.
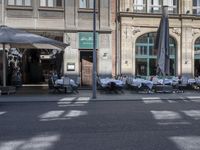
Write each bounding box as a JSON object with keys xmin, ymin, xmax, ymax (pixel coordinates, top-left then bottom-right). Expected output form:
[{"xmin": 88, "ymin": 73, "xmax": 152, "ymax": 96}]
[{"xmin": 63, "ymin": 76, "xmax": 72, "ymax": 93}]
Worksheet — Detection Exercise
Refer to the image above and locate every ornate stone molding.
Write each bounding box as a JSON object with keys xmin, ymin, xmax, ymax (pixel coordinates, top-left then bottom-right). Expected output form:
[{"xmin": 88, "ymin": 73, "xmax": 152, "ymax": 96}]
[
  {"xmin": 192, "ymin": 29, "xmax": 200, "ymax": 36},
  {"xmin": 65, "ymin": 33, "xmax": 71, "ymax": 44},
  {"xmin": 123, "ymin": 26, "xmax": 141, "ymax": 38},
  {"xmin": 171, "ymin": 28, "xmax": 181, "ymax": 36},
  {"xmin": 131, "ymin": 27, "xmax": 141, "ymax": 35}
]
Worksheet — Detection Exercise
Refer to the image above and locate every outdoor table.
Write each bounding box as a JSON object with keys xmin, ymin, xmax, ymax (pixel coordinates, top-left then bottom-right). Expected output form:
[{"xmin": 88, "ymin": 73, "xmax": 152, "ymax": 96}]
[
  {"xmin": 132, "ymin": 78, "xmax": 153, "ymax": 89},
  {"xmin": 99, "ymin": 78, "xmax": 124, "ymax": 90},
  {"xmin": 54, "ymin": 78, "xmax": 77, "ymax": 93},
  {"xmin": 55, "ymin": 78, "xmax": 75, "ymax": 86}
]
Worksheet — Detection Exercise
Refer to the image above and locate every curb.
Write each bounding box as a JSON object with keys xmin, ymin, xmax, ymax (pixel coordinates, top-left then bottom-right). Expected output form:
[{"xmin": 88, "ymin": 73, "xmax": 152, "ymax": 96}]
[{"xmin": 0, "ymin": 95, "xmax": 200, "ymax": 103}]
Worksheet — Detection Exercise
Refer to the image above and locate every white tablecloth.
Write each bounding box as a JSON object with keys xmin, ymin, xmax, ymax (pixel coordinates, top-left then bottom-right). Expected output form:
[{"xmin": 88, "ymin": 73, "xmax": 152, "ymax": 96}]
[
  {"xmin": 132, "ymin": 78, "xmax": 153, "ymax": 89},
  {"xmin": 55, "ymin": 79, "xmax": 76, "ymax": 86},
  {"xmin": 99, "ymin": 78, "xmax": 124, "ymax": 87}
]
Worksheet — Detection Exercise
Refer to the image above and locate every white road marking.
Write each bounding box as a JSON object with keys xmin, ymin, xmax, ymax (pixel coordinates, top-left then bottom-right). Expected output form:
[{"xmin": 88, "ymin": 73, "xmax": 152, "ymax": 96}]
[
  {"xmin": 39, "ymin": 110, "xmax": 65, "ymax": 119},
  {"xmin": 182, "ymin": 110, "xmax": 200, "ymax": 120},
  {"xmin": 65, "ymin": 110, "xmax": 88, "ymax": 118},
  {"xmin": 143, "ymin": 99, "xmax": 163, "ymax": 104},
  {"xmin": 0, "ymin": 112, "xmax": 6, "ymax": 115},
  {"xmin": 167, "ymin": 100, "xmax": 177, "ymax": 103},
  {"xmin": 0, "ymin": 133, "xmax": 60, "ymax": 150},
  {"xmin": 169, "ymin": 136, "xmax": 200, "ymax": 150},
  {"xmin": 151, "ymin": 111, "xmax": 182, "ymax": 120},
  {"xmin": 187, "ymin": 96, "xmax": 200, "ymax": 99},
  {"xmin": 75, "ymin": 97, "xmax": 90, "ymax": 104}
]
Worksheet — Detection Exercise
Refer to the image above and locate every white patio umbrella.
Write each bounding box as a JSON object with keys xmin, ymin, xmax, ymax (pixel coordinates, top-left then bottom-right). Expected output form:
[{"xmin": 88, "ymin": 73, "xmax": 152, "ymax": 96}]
[{"xmin": 0, "ymin": 25, "xmax": 69, "ymax": 87}]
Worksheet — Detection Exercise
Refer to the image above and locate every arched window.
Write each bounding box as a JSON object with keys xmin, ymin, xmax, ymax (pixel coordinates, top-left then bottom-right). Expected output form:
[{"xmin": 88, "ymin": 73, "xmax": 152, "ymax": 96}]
[
  {"xmin": 135, "ymin": 32, "xmax": 176, "ymax": 77},
  {"xmin": 194, "ymin": 37, "xmax": 200, "ymax": 76}
]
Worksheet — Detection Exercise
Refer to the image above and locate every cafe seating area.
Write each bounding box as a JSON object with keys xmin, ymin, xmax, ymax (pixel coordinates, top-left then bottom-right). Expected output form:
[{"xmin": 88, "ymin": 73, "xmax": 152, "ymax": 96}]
[
  {"xmin": 48, "ymin": 75, "xmax": 80, "ymax": 94},
  {"xmin": 97, "ymin": 74, "xmax": 200, "ymax": 94},
  {"xmin": 46, "ymin": 72, "xmax": 200, "ymax": 95}
]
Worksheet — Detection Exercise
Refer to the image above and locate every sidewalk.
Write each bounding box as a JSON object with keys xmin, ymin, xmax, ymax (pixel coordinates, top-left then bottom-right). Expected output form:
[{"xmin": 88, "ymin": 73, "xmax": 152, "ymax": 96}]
[{"xmin": 1, "ymin": 86, "xmax": 200, "ymax": 102}]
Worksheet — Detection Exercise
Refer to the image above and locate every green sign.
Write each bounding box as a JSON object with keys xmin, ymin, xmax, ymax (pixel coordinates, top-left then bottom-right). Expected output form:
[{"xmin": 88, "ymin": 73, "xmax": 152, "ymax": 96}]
[{"xmin": 79, "ymin": 32, "xmax": 99, "ymax": 49}]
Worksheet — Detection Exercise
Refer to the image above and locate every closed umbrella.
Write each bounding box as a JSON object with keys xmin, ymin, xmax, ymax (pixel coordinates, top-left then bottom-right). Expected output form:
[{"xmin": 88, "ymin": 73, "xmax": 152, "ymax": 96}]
[
  {"xmin": 155, "ymin": 6, "xmax": 170, "ymax": 77},
  {"xmin": 0, "ymin": 25, "xmax": 69, "ymax": 87}
]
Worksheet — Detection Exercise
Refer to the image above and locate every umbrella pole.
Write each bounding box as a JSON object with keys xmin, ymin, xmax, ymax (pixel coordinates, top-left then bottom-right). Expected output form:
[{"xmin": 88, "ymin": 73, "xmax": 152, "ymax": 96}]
[{"xmin": 2, "ymin": 43, "xmax": 6, "ymax": 87}]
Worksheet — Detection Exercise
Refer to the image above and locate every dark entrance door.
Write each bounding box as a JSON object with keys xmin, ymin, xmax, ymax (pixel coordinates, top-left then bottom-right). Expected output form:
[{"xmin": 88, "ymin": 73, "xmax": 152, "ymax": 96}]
[{"xmin": 80, "ymin": 51, "xmax": 93, "ymax": 87}]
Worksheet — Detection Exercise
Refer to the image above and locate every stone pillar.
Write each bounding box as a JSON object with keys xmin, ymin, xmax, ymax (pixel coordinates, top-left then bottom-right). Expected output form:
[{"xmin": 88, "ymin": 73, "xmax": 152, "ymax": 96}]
[
  {"xmin": 63, "ymin": 32, "xmax": 79, "ymax": 76},
  {"xmin": 98, "ymin": 33, "xmax": 112, "ymax": 76},
  {"xmin": 181, "ymin": 25, "xmax": 193, "ymax": 77},
  {"xmin": 121, "ymin": 24, "xmax": 134, "ymax": 75}
]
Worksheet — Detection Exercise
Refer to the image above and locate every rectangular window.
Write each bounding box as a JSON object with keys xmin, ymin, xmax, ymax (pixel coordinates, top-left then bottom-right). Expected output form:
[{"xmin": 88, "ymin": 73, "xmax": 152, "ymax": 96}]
[
  {"xmin": 25, "ymin": 0, "xmax": 31, "ymax": 6},
  {"xmin": 8, "ymin": 0, "xmax": 31, "ymax": 6},
  {"xmin": 167, "ymin": 0, "xmax": 177, "ymax": 14},
  {"xmin": 40, "ymin": 0, "xmax": 63, "ymax": 8},
  {"xmin": 56, "ymin": 0, "xmax": 62, "ymax": 7},
  {"xmin": 148, "ymin": 0, "xmax": 161, "ymax": 13},
  {"xmin": 40, "ymin": 0, "xmax": 46, "ymax": 7},
  {"xmin": 89, "ymin": 0, "xmax": 93, "ymax": 8},
  {"xmin": 193, "ymin": 0, "xmax": 200, "ymax": 15},
  {"xmin": 8, "ymin": 0, "xmax": 15, "ymax": 5},
  {"xmin": 48, "ymin": 0, "xmax": 53, "ymax": 7},
  {"xmin": 133, "ymin": 0, "xmax": 146, "ymax": 13},
  {"xmin": 80, "ymin": 0, "xmax": 86, "ymax": 8},
  {"xmin": 79, "ymin": 0, "xmax": 96, "ymax": 9},
  {"xmin": 16, "ymin": 0, "xmax": 22, "ymax": 5}
]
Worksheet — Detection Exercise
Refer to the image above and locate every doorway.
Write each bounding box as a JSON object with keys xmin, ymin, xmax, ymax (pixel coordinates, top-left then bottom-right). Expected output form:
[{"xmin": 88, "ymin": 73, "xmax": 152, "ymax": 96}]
[
  {"xmin": 80, "ymin": 51, "xmax": 93, "ymax": 87},
  {"xmin": 22, "ymin": 49, "xmax": 55, "ymax": 84}
]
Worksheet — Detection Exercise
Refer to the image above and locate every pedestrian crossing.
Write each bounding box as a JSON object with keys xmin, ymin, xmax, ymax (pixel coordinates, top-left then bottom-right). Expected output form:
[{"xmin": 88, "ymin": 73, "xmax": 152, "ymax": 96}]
[
  {"xmin": 57, "ymin": 96, "xmax": 90, "ymax": 107},
  {"xmin": 38, "ymin": 97, "xmax": 90, "ymax": 121},
  {"xmin": 142, "ymin": 98, "xmax": 200, "ymax": 104},
  {"xmin": 54, "ymin": 96, "xmax": 200, "ymax": 105},
  {"xmin": 0, "ymin": 133, "xmax": 60, "ymax": 150},
  {"xmin": 39, "ymin": 109, "xmax": 88, "ymax": 121},
  {"xmin": 150, "ymin": 109, "xmax": 200, "ymax": 126}
]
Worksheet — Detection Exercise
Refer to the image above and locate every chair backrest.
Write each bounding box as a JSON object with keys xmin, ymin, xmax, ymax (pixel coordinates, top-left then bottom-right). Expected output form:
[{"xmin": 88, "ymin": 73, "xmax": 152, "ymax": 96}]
[
  {"xmin": 76, "ymin": 76, "xmax": 81, "ymax": 85},
  {"xmin": 122, "ymin": 76, "xmax": 127, "ymax": 84},
  {"xmin": 127, "ymin": 76, "xmax": 133, "ymax": 84},
  {"xmin": 63, "ymin": 77, "xmax": 70, "ymax": 86},
  {"xmin": 181, "ymin": 76, "xmax": 188, "ymax": 85}
]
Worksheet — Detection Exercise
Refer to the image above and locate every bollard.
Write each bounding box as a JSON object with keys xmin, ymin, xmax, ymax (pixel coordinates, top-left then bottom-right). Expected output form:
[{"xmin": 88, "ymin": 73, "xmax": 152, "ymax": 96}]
[{"xmin": 0, "ymin": 90, "xmax": 1, "ymax": 95}]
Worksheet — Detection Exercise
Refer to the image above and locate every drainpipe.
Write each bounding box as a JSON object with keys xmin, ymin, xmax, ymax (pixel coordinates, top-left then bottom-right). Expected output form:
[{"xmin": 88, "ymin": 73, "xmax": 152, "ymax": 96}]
[
  {"xmin": 180, "ymin": 14, "xmax": 183, "ymax": 76},
  {"xmin": 2, "ymin": 0, "xmax": 5, "ymax": 25}
]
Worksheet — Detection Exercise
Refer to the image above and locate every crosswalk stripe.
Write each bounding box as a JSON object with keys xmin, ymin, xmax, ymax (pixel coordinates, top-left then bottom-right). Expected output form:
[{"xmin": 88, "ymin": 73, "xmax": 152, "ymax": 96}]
[
  {"xmin": 187, "ymin": 96, "xmax": 200, "ymax": 99},
  {"xmin": 167, "ymin": 100, "xmax": 177, "ymax": 103},
  {"xmin": 0, "ymin": 112, "xmax": 6, "ymax": 115},
  {"xmin": 142, "ymin": 97, "xmax": 161, "ymax": 100}
]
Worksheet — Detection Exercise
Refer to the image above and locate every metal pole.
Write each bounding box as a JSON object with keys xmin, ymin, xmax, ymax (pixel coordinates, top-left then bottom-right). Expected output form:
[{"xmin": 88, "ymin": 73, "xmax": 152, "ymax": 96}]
[
  {"xmin": 92, "ymin": 0, "xmax": 97, "ymax": 99},
  {"xmin": 3, "ymin": 43, "xmax": 6, "ymax": 87}
]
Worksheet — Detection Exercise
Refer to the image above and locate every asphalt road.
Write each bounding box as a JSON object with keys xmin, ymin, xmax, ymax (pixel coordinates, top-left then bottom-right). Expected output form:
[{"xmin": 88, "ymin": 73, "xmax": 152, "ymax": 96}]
[{"xmin": 1, "ymin": 99, "xmax": 200, "ymax": 150}]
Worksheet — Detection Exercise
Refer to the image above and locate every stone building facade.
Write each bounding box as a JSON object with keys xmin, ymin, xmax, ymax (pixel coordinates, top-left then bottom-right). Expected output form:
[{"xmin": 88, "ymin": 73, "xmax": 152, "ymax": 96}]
[
  {"xmin": 0, "ymin": 0, "xmax": 116, "ymax": 86},
  {"xmin": 117, "ymin": 0, "xmax": 200, "ymax": 78}
]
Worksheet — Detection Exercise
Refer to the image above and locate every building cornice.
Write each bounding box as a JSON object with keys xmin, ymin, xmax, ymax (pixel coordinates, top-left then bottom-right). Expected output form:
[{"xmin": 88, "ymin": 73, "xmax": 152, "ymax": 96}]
[{"xmin": 118, "ymin": 12, "xmax": 200, "ymax": 20}]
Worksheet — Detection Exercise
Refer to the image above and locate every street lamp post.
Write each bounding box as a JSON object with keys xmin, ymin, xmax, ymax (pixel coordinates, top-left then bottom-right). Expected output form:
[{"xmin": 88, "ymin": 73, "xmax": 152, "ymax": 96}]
[{"xmin": 92, "ymin": 0, "xmax": 97, "ymax": 99}]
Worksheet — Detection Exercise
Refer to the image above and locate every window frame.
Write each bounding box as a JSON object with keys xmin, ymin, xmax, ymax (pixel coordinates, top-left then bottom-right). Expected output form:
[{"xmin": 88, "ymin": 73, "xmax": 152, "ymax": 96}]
[
  {"xmin": 39, "ymin": 0, "xmax": 63, "ymax": 8},
  {"xmin": 79, "ymin": 0, "xmax": 98, "ymax": 10},
  {"xmin": 7, "ymin": 0, "xmax": 32, "ymax": 7},
  {"xmin": 193, "ymin": 0, "xmax": 200, "ymax": 15},
  {"xmin": 132, "ymin": 0, "xmax": 178, "ymax": 14},
  {"xmin": 133, "ymin": 0, "xmax": 147, "ymax": 13},
  {"xmin": 147, "ymin": 0, "xmax": 162, "ymax": 14}
]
